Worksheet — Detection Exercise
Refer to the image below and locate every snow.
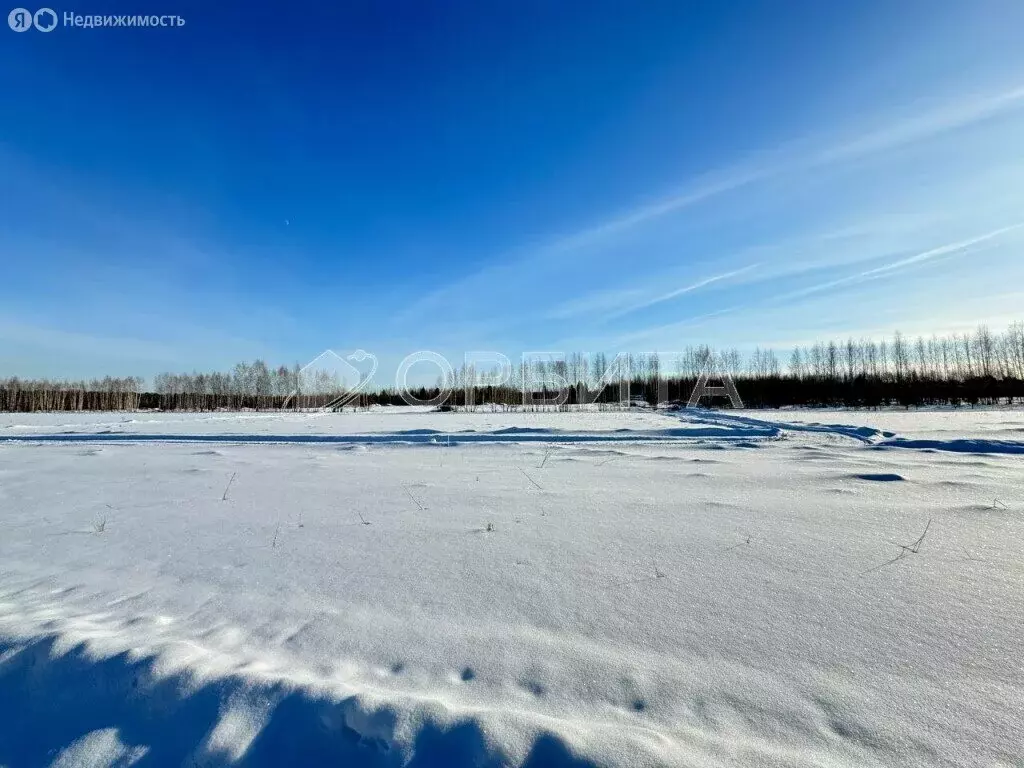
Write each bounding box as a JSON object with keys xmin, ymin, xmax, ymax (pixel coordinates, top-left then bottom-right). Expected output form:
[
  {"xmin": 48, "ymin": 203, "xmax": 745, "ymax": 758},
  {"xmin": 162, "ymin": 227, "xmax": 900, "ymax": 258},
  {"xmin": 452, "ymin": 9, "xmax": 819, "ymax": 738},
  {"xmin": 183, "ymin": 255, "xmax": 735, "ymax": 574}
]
[
  {"xmin": 0, "ymin": 406, "xmax": 694, "ymax": 437},
  {"xmin": 1, "ymin": 408, "xmax": 1022, "ymax": 767}
]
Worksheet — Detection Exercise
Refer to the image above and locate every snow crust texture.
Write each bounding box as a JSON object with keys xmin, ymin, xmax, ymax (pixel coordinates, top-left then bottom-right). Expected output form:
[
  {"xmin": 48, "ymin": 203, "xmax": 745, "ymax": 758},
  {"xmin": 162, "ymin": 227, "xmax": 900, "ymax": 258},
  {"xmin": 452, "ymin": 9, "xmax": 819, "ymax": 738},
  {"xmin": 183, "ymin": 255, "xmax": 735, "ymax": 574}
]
[{"xmin": 1, "ymin": 408, "xmax": 1021, "ymax": 767}]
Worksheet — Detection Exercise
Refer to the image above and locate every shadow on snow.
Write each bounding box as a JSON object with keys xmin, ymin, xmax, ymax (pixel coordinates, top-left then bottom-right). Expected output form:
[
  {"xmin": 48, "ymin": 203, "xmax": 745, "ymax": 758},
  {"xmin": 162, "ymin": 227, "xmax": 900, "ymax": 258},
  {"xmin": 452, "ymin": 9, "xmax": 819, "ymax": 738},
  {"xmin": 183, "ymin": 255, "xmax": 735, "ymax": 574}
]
[
  {"xmin": 0, "ymin": 430, "xmax": 765, "ymax": 447},
  {"xmin": 6, "ymin": 410, "xmax": 1022, "ymax": 454},
  {"xmin": 0, "ymin": 635, "xmax": 598, "ymax": 768},
  {"xmin": 874, "ymin": 437, "xmax": 1024, "ymax": 455}
]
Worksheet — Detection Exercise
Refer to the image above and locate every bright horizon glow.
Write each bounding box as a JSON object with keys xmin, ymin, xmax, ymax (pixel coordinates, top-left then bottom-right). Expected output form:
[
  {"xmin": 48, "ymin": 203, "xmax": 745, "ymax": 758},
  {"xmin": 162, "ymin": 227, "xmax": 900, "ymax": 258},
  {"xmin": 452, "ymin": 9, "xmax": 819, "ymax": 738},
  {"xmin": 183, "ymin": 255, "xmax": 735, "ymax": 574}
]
[{"xmin": 2, "ymin": 2, "xmax": 1024, "ymax": 381}]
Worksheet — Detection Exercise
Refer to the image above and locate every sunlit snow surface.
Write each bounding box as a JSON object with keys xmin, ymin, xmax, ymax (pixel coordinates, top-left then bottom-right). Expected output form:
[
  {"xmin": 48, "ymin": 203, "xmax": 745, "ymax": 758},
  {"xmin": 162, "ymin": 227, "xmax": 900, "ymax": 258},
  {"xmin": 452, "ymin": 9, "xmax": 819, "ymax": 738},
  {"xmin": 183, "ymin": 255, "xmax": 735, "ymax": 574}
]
[{"xmin": 1, "ymin": 407, "xmax": 1021, "ymax": 767}]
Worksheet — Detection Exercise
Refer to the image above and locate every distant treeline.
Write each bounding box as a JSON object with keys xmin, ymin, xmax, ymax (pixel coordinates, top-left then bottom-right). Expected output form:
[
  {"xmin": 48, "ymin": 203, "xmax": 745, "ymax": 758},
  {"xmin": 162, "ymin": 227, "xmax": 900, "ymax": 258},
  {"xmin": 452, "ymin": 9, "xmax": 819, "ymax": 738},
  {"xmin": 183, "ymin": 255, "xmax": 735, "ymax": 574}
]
[
  {"xmin": 0, "ymin": 377, "xmax": 146, "ymax": 412},
  {"xmin": 3, "ymin": 323, "xmax": 1024, "ymax": 412}
]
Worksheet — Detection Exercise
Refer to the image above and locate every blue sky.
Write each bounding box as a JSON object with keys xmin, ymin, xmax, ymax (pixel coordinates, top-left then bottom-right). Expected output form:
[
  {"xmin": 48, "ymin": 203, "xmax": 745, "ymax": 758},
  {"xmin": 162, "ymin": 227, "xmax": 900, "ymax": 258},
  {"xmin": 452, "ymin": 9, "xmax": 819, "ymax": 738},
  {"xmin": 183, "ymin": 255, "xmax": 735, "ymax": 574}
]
[{"xmin": 3, "ymin": 0, "xmax": 1024, "ymax": 382}]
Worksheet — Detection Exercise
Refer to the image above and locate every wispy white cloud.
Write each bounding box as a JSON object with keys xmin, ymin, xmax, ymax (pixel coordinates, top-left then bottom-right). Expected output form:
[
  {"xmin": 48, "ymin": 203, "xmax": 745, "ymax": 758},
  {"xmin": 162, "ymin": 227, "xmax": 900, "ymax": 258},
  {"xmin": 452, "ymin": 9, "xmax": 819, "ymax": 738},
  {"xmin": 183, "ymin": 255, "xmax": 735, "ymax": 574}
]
[
  {"xmin": 400, "ymin": 81, "xmax": 1024, "ymax": 327},
  {"xmin": 812, "ymin": 85, "xmax": 1024, "ymax": 166},
  {"xmin": 606, "ymin": 305, "xmax": 745, "ymax": 349},
  {"xmin": 548, "ymin": 84, "xmax": 1024, "ymax": 260},
  {"xmin": 544, "ymin": 264, "xmax": 758, "ymax": 322},
  {"xmin": 594, "ymin": 222, "xmax": 1024, "ymax": 351},
  {"xmin": 605, "ymin": 264, "xmax": 760, "ymax": 319},
  {"xmin": 780, "ymin": 222, "xmax": 1024, "ymax": 301},
  {"xmin": 858, "ymin": 223, "xmax": 1024, "ymax": 276},
  {"xmin": 545, "ymin": 288, "xmax": 646, "ymax": 319},
  {"xmin": 542, "ymin": 169, "xmax": 771, "ymax": 256},
  {"xmin": 539, "ymin": 82, "xmax": 1024, "ymax": 257}
]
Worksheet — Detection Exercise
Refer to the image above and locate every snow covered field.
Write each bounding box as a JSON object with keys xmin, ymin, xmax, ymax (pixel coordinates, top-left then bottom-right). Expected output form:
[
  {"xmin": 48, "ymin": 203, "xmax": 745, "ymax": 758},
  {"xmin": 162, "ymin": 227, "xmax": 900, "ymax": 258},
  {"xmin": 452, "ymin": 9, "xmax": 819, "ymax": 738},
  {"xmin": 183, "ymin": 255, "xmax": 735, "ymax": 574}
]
[{"xmin": 1, "ymin": 408, "xmax": 1021, "ymax": 767}]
